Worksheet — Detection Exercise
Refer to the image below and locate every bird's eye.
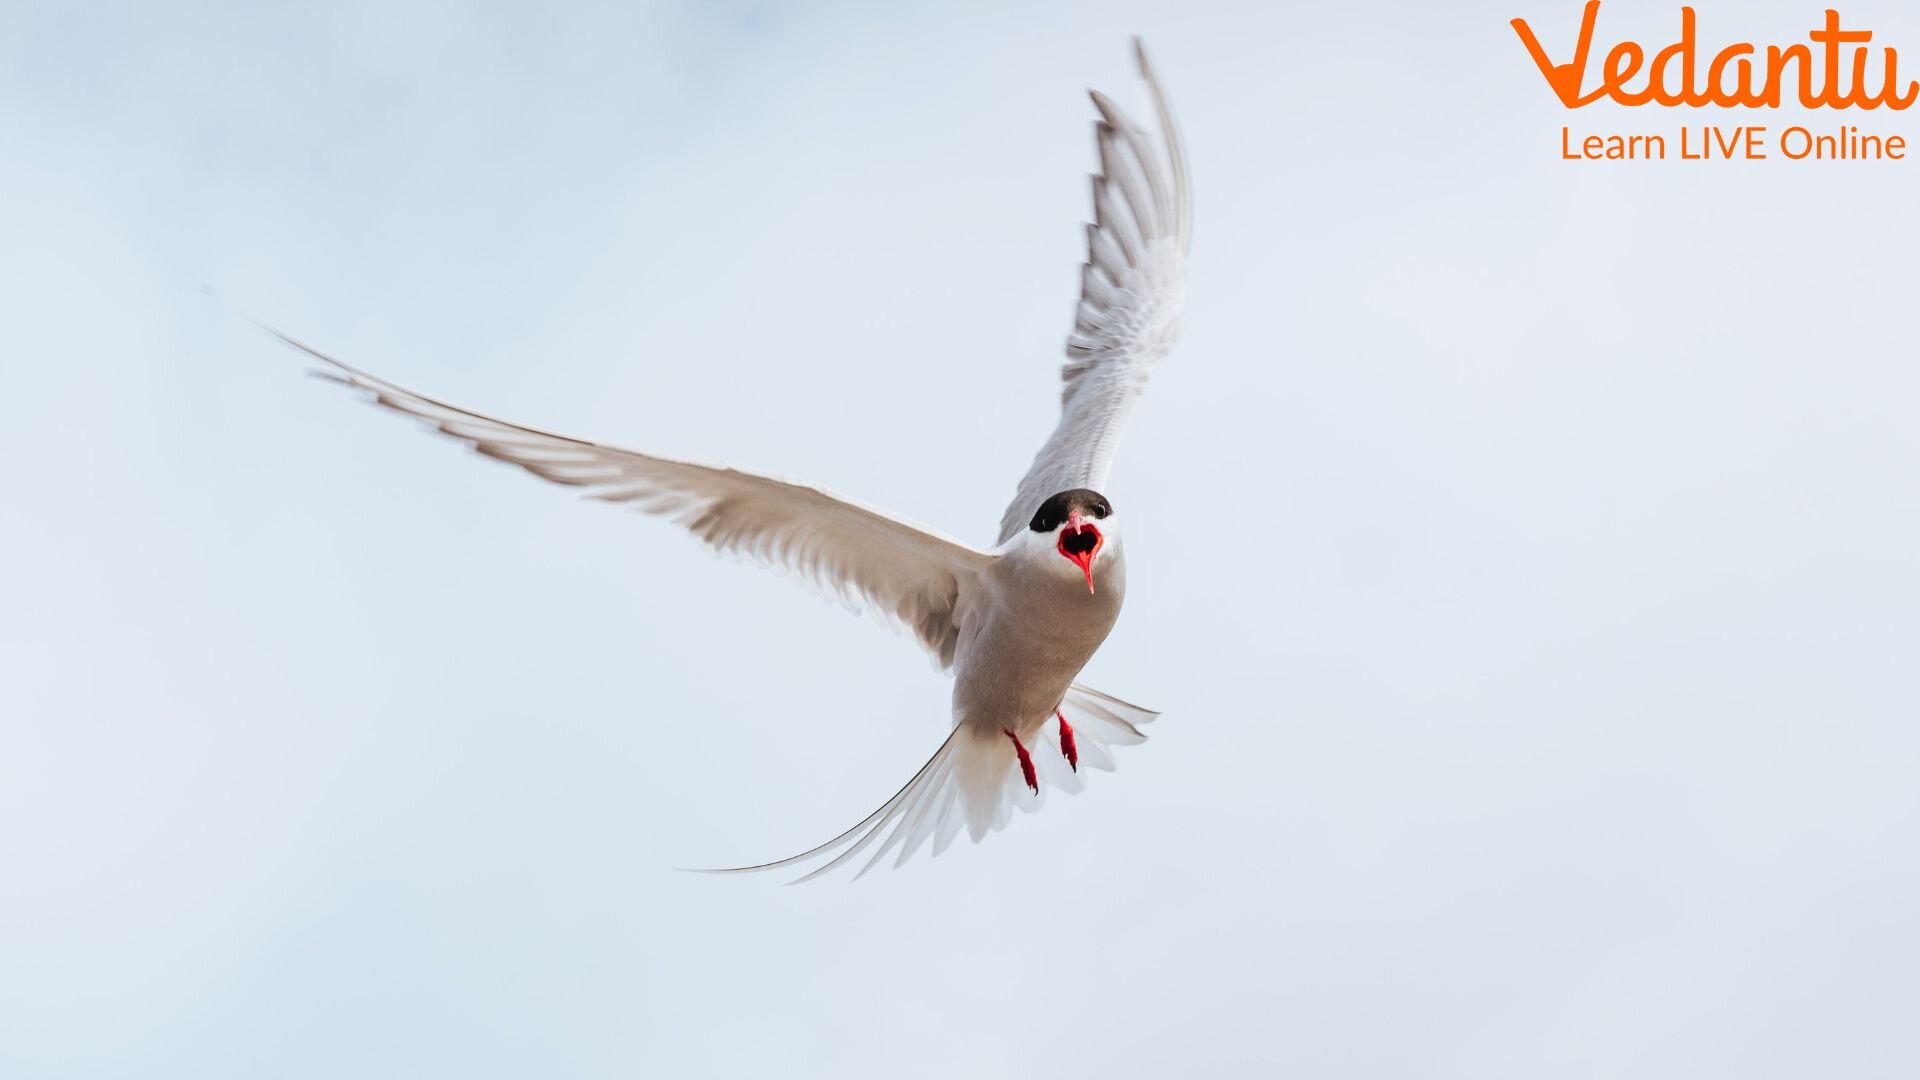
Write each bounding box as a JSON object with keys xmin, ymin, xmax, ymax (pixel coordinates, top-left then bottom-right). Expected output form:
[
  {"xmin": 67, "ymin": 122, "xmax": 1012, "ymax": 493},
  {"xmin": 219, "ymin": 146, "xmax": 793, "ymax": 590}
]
[{"xmin": 1094, "ymin": 503, "xmax": 1111, "ymax": 519}]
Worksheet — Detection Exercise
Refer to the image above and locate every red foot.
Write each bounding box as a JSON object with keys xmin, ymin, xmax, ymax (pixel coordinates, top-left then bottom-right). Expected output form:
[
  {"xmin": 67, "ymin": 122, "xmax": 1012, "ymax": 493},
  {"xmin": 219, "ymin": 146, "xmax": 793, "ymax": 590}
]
[
  {"xmin": 1056, "ymin": 709, "xmax": 1078, "ymax": 772},
  {"xmin": 1004, "ymin": 729, "xmax": 1038, "ymax": 793}
]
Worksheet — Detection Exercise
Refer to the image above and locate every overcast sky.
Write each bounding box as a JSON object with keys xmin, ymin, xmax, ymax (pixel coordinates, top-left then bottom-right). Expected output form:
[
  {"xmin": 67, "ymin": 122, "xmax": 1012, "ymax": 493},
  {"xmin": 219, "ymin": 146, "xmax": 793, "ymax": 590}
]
[{"xmin": 4, "ymin": 1, "xmax": 1919, "ymax": 1077}]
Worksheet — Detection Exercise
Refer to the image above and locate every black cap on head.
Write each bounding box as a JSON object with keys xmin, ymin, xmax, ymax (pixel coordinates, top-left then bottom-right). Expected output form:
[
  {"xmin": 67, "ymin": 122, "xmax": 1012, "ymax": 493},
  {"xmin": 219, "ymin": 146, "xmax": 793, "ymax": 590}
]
[{"xmin": 1028, "ymin": 488, "xmax": 1113, "ymax": 532}]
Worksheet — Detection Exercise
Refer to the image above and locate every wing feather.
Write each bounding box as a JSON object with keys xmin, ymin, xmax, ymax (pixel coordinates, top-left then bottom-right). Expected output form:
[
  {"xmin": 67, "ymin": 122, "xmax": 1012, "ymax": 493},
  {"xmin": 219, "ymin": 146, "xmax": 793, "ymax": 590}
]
[
  {"xmin": 274, "ymin": 327, "xmax": 992, "ymax": 667},
  {"xmin": 998, "ymin": 38, "xmax": 1191, "ymax": 543}
]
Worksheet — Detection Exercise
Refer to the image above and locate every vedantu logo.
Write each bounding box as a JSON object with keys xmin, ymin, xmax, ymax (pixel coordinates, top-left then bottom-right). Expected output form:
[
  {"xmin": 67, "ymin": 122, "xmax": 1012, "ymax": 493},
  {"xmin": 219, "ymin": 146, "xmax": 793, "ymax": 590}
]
[{"xmin": 1512, "ymin": 4, "xmax": 1917, "ymax": 160}]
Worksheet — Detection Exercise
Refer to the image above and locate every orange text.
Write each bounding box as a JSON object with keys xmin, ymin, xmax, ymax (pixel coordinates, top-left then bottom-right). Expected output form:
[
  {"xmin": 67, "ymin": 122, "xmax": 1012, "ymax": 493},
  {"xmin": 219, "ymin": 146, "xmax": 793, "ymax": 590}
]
[{"xmin": 1513, "ymin": 4, "xmax": 1919, "ymax": 109}]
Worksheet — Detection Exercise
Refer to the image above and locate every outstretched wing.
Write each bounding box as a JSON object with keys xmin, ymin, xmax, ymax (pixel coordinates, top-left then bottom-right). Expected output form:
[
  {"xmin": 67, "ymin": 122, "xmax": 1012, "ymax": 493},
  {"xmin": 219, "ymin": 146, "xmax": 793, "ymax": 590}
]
[
  {"xmin": 998, "ymin": 37, "xmax": 1191, "ymax": 544},
  {"xmin": 270, "ymin": 327, "xmax": 993, "ymax": 667}
]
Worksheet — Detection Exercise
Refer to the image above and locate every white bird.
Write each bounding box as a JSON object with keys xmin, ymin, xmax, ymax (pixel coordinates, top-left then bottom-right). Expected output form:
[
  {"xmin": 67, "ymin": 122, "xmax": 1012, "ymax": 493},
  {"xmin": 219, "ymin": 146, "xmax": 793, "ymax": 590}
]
[{"xmin": 270, "ymin": 38, "xmax": 1190, "ymax": 881}]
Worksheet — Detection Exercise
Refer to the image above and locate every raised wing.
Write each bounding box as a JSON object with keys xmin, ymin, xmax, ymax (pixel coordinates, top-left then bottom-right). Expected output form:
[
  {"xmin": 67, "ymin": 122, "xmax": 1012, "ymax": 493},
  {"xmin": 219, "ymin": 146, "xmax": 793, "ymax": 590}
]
[
  {"xmin": 269, "ymin": 327, "xmax": 992, "ymax": 667},
  {"xmin": 998, "ymin": 38, "xmax": 1191, "ymax": 544}
]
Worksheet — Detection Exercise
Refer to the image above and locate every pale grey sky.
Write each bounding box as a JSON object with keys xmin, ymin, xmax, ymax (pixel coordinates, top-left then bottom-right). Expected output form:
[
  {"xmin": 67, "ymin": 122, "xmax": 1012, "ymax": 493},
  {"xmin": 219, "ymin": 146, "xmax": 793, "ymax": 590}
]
[{"xmin": 4, "ymin": 1, "xmax": 1919, "ymax": 1077}]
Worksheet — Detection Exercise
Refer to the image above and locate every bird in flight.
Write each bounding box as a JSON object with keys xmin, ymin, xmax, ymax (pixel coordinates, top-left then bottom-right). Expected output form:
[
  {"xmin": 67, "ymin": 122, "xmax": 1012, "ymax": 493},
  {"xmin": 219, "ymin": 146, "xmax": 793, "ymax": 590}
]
[{"xmin": 269, "ymin": 38, "xmax": 1190, "ymax": 881}]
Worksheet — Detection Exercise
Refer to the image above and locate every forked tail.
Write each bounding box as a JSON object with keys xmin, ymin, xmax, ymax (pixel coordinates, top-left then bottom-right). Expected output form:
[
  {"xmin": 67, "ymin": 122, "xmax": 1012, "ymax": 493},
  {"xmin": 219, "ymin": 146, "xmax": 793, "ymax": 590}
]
[{"xmin": 688, "ymin": 684, "xmax": 1159, "ymax": 882}]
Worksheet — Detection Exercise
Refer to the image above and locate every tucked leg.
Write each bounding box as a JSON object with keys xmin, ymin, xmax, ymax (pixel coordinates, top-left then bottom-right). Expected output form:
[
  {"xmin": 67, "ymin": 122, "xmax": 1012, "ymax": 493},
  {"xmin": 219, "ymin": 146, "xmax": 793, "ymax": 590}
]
[{"xmin": 1056, "ymin": 708, "xmax": 1078, "ymax": 772}]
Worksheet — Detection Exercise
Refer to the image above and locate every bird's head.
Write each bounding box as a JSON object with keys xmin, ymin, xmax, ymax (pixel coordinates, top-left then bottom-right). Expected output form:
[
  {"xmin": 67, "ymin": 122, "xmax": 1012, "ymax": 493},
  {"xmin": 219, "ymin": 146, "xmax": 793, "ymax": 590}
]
[{"xmin": 1025, "ymin": 488, "xmax": 1115, "ymax": 594}]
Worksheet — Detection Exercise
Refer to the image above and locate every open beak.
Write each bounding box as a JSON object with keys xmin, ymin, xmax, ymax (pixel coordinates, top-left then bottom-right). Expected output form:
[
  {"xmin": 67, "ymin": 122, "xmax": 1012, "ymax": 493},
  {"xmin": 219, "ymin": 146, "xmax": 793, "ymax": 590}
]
[{"xmin": 1057, "ymin": 511, "xmax": 1103, "ymax": 594}]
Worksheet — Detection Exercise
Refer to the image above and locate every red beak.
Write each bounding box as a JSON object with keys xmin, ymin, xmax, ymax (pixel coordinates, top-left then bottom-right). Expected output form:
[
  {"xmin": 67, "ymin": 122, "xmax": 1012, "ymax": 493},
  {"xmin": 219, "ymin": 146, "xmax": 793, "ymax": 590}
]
[{"xmin": 1057, "ymin": 511, "xmax": 1103, "ymax": 594}]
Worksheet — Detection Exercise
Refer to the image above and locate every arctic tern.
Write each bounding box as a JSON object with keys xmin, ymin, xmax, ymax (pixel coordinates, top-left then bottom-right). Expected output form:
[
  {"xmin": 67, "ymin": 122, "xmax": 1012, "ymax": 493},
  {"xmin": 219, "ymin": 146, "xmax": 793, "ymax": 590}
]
[{"xmin": 270, "ymin": 39, "xmax": 1190, "ymax": 880}]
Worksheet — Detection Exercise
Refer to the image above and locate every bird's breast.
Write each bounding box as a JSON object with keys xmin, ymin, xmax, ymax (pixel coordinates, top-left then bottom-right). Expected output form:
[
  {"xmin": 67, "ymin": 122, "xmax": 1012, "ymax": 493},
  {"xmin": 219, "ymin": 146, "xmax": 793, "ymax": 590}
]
[{"xmin": 950, "ymin": 554, "xmax": 1127, "ymax": 729}]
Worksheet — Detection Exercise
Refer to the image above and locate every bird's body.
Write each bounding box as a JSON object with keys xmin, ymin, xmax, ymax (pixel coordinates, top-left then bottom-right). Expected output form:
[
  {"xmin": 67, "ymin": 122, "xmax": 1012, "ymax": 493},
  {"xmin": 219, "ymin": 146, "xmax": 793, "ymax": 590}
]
[
  {"xmin": 271, "ymin": 39, "xmax": 1190, "ymax": 880},
  {"xmin": 958, "ymin": 529, "xmax": 1126, "ymax": 746}
]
